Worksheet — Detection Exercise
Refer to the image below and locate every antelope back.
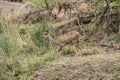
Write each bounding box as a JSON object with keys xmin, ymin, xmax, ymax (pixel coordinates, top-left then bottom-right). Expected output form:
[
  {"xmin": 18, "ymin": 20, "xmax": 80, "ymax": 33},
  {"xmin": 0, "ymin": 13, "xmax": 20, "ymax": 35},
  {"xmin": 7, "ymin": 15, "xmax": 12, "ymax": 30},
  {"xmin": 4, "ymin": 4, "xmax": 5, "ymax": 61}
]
[{"xmin": 56, "ymin": 31, "xmax": 80, "ymax": 44}]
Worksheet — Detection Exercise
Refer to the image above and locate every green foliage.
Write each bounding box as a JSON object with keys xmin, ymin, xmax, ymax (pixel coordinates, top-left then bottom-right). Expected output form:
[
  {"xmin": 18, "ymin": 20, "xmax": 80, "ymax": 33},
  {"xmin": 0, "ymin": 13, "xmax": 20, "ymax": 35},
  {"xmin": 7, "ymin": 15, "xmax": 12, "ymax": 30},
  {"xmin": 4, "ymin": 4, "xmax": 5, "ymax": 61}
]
[
  {"xmin": 62, "ymin": 46, "xmax": 76, "ymax": 56},
  {"xmin": 23, "ymin": 0, "xmax": 45, "ymax": 8},
  {"xmin": 42, "ymin": 52, "xmax": 54, "ymax": 62},
  {"xmin": 23, "ymin": 0, "xmax": 57, "ymax": 8},
  {"xmin": 111, "ymin": 61, "xmax": 120, "ymax": 80},
  {"xmin": 29, "ymin": 20, "xmax": 55, "ymax": 54},
  {"xmin": 110, "ymin": 0, "xmax": 120, "ymax": 7},
  {"xmin": 0, "ymin": 0, "xmax": 119, "ymax": 79},
  {"xmin": 0, "ymin": 56, "xmax": 19, "ymax": 79},
  {"xmin": 0, "ymin": 18, "xmax": 55, "ymax": 80},
  {"xmin": 0, "ymin": 57, "xmax": 38, "ymax": 80},
  {"xmin": 0, "ymin": 19, "xmax": 23, "ymax": 56}
]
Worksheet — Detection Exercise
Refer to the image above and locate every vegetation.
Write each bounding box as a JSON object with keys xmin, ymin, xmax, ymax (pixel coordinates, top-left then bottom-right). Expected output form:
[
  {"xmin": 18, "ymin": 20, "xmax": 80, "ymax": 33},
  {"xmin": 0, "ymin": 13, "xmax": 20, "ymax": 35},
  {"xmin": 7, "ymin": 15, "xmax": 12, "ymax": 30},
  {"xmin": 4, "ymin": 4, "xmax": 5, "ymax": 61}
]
[
  {"xmin": 0, "ymin": 0, "xmax": 120, "ymax": 80},
  {"xmin": 0, "ymin": 18, "xmax": 55, "ymax": 79},
  {"xmin": 23, "ymin": 0, "xmax": 57, "ymax": 8}
]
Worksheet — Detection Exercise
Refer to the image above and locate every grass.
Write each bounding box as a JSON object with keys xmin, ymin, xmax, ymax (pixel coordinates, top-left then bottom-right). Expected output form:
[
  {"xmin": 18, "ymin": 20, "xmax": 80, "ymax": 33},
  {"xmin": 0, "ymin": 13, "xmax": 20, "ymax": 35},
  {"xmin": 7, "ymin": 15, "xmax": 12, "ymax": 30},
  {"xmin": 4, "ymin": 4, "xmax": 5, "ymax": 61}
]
[
  {"xmin": 62, "ymin": 45, "xmax": 76, "ymax": 56},
  {"xmin": 23, "ymin": 0, "xmax": 58, "ymax": 8},
  {"xmin": 0, "ymin": 0, "xmax": 120, "ymax": 80},
  {"xmin": 0, "ymin": 17, "xmax": 56, "ymax": 80}
]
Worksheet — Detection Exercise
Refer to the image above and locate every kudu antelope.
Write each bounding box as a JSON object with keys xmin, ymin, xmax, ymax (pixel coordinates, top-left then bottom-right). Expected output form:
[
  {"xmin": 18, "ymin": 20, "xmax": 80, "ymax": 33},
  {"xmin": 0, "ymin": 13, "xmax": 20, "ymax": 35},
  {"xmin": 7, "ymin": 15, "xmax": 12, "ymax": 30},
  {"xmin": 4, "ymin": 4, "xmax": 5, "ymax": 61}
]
[
  {"xmin": 58, "ymin": 0, "xmax": 77, "ymax": 14},
  {"xmin": 42, "ymin": 30, "xmax": 81, "ymax": 52}
]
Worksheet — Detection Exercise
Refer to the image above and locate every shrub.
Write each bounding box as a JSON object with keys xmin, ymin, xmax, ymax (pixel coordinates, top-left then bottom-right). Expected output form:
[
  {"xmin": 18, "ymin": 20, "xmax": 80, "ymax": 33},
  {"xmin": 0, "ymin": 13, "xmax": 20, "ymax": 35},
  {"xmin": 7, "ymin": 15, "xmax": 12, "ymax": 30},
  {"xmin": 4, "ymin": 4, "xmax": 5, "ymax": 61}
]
[
  {"xmin": 42, "ymin": 52, "xmax": 54, "ymax": 62},
  {"xmin": 29, "ymin": 21, "xmax": 55, "ymax": 54},
  {"xmin": 62, "ymin": 45, "xmax": 76, "ymax": 56},
  {"xmin": 0, "ymin": 19, "xmax": 23, "ymax": 56}
]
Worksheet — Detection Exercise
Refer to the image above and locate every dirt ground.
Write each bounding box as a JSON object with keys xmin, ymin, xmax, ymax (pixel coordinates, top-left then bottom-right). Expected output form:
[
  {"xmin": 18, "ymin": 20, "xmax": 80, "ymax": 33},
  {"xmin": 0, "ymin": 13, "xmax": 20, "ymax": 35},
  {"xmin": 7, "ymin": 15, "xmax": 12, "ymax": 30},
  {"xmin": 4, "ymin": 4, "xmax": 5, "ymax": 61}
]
[{"xmin": 33, "ymin": 47, "xmax": 120, "ymax": 80}]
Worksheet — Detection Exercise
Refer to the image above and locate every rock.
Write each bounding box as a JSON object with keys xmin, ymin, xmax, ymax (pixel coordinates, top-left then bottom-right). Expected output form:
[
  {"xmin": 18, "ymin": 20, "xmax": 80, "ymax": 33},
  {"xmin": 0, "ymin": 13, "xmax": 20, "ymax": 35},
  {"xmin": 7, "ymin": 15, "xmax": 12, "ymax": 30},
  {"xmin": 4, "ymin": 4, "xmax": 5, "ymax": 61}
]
[
  {"xmin": 0, "ymin": 1, "xmax": 41, "ymax": 23},
  {"xmin": 3, "ymin": 0, "xmax": 22, "ymax": 2}
]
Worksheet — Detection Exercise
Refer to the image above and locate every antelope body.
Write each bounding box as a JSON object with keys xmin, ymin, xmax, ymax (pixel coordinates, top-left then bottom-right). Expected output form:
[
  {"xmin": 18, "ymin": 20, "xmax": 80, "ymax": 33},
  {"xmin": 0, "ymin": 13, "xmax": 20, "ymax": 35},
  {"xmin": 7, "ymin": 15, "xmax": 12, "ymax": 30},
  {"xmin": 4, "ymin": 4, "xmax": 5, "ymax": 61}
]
[
  {"xmin": 58, "ymin": 0, "xmax": 77, "ymax": 14},
  {"xmin": 42, "ymin": 30, "xmax": 81, "ymax": 51}
]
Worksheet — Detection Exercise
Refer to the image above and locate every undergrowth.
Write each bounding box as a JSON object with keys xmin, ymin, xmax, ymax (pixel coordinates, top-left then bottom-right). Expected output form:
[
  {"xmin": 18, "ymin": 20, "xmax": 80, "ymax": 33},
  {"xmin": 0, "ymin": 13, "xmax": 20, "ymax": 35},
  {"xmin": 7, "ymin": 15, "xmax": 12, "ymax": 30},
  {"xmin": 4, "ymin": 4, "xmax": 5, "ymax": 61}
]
[
  {"xmin": 23, "ymin": 0, "xmax": 57, "ymax": 8},
  {"xmin": 0, "ymin": 18, "xmax": 55, "ymax": 80},
  {"xmin": 0, "ymin": 0, "xmax": 120, "ymax": 80}
]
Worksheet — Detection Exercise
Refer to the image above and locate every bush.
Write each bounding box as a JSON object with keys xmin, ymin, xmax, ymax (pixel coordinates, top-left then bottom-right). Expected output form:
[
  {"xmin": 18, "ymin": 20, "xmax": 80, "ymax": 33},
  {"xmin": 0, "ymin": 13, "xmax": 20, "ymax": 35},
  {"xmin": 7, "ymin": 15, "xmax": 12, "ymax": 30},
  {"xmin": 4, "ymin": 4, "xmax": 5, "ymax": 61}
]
[
  {"xmin": 0, "ymin": 19, "xmax": 23, "ymax": 56},
  {"xmin": 62, "ymin": 45, "xmax": 76, "ymax": 56},
  {"xmin": 42, "ymin": 52, "xmax": 54, "ymax": 62},
  {"xmin": 29, "ymin": 21, "xmax": 55, "ymax": 54},
  {"xmin": 0, "ymin": 18, "xmax": 48, "ymax": 80}
]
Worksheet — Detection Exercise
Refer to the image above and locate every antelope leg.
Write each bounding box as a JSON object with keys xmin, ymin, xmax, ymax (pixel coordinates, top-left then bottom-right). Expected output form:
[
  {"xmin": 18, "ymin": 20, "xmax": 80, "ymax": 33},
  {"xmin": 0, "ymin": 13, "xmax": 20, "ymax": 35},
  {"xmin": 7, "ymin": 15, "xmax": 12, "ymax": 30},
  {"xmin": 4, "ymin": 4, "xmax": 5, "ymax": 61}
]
[
  {"xmin": 75, "ymin": 40, "xmax": 82, "ymax": 52},
  {"xmin": 58, "ymin": 43, "xmax": 64, "ymax": 52}
]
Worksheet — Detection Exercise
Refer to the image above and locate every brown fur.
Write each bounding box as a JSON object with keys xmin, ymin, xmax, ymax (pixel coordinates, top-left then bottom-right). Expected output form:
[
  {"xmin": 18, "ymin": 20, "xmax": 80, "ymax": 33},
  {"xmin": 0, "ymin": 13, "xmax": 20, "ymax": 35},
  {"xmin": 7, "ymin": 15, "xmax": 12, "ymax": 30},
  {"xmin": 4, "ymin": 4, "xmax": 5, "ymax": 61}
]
[
  {"xmin": 58, "ymin": 0, "xmax": 77, "ymax": 14},
  {"xmin": 42, "ymin": 30, "xmax": 81, "ymax": 51}
]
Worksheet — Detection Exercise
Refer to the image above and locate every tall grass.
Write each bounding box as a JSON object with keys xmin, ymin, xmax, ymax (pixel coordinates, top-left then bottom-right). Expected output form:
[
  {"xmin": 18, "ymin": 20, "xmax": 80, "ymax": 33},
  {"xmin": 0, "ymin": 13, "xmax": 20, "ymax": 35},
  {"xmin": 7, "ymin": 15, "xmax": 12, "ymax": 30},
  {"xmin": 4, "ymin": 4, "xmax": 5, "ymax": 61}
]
[
  {"xmin": 0, "ymin": 18, "xmax": 23, "ymax": 56},
  {"xmin": 29, "ymin": 20, "xmax": 55, "ymax": 54},
  {"xmin": 0, "ymin": 17, "xmax": 55, "ymax": 79}
]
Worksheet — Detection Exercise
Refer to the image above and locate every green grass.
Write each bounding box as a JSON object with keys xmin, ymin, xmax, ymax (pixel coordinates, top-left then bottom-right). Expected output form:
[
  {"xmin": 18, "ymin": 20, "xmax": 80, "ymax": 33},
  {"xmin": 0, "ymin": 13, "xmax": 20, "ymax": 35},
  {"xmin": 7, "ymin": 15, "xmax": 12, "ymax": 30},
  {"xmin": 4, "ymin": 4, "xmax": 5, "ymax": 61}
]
[
  {"xmin": 0, "ymin": 17, "xmax": 55, "ymax": 80},
  {"xmin": 23, "ymin": 0, "xmax": 58, "ymax": 8},
  {"xmin": 28, "ymin": 20, "xmax": 55, "ymax": 54},
  {"xmin": 0, "ymin": 0, "xmax": 120, "ymax": 79},
  {"xmin": 62, "ymin": 45, "xmax": 76, "ymax": 56}
]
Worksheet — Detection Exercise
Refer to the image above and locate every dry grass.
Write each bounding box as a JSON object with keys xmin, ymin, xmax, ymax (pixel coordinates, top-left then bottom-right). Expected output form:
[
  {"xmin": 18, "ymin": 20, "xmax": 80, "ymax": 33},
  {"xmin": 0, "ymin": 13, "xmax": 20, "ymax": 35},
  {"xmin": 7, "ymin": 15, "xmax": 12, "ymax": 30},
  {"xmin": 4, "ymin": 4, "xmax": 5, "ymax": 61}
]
[
  {"xmin": 0, "ymin": 0, "xmax": 120, "ymax": 80},
  {"xmin": 33, "ymin": 48, "xmax": 120, "ymax": 80}
]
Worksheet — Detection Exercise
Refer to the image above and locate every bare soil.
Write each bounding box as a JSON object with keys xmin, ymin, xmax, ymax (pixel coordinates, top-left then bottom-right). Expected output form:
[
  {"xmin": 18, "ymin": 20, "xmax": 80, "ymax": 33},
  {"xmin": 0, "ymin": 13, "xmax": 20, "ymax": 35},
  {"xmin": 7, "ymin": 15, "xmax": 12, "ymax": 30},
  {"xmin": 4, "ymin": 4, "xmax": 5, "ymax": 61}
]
[{"xmin": 33, "ymin": 47, "xmax": 120, "ymax": 80}]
